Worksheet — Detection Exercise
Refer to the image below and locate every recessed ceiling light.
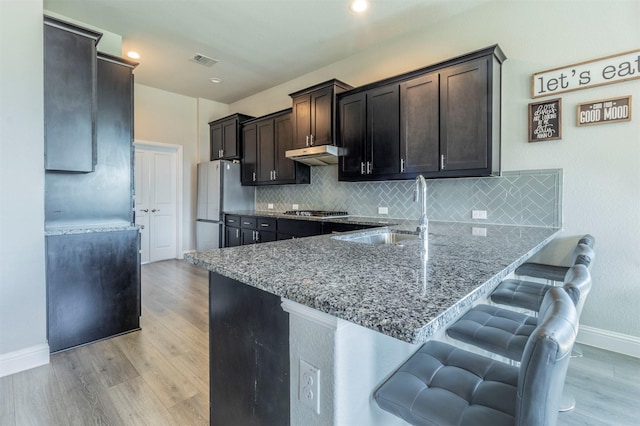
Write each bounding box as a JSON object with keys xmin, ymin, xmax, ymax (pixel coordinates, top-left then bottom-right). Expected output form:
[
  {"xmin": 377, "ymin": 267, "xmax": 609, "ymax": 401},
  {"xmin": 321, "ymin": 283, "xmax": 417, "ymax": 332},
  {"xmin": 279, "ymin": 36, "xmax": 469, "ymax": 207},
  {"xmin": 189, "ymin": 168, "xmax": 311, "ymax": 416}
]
[
  {"xmin": 209, "ymin": 77, "xmax": 222, "ymax": 84},
  {"xmin": 127, "ymin": 51, "xmax": 141, "ymax": 59},
  {"xmin": 350, "ymin": 0, "xmax": 368, "ymax": 13}
]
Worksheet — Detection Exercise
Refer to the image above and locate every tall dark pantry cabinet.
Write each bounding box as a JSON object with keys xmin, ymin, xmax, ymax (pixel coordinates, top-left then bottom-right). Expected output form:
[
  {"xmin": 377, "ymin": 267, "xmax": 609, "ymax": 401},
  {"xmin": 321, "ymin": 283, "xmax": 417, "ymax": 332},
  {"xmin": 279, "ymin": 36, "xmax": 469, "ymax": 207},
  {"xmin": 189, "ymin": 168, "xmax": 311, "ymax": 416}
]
[{"xmin": 43, "ymin": 16, "xmax": 141, "ymax": 353}]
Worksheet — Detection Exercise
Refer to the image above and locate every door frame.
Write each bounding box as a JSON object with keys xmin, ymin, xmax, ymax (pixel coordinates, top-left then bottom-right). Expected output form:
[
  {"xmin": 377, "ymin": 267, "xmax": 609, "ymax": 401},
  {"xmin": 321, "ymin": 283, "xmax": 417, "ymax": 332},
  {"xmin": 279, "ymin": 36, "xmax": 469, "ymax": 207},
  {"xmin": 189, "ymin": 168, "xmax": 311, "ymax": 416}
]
[{"xmin": 134, "ymin": 139, "xmax": 184, "ymax": 260}]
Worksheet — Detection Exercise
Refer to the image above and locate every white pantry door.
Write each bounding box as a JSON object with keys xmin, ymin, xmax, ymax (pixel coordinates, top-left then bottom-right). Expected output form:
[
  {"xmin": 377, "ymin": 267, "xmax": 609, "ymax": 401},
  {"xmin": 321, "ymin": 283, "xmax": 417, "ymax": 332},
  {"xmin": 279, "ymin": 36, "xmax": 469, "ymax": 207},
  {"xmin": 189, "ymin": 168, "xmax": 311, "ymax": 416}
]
[{"xmin": 135, "ymin": 146, "xmax": 178, "ymax": 263}]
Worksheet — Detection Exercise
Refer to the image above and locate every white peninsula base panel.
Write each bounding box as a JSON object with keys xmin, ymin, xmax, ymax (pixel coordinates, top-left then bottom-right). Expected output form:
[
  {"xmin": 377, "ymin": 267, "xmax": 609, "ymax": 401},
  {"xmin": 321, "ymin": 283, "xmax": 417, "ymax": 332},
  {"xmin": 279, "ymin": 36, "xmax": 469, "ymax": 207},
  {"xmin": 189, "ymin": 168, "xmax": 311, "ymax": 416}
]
[{"xmin": 283, "ymin": 299, "xmax": 444, "ymax": 426}]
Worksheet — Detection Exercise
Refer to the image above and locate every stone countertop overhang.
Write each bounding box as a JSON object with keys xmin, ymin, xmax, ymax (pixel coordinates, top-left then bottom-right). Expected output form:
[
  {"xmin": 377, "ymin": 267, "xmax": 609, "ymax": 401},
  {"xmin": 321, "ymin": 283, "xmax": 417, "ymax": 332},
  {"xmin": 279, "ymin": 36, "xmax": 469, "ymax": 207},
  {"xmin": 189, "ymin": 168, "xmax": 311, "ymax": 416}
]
[{"xmin": 185, "ymin": 221, "xmax": 559, "ymax": 344}]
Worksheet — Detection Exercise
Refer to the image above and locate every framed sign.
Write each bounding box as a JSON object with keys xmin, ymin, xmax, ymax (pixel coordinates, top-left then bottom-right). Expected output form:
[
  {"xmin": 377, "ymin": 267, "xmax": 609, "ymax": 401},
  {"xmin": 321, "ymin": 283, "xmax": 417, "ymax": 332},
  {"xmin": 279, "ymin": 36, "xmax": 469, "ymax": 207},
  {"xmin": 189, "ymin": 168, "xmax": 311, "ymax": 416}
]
[
  {"xmin": 529, "ymin": 98, "xmax": 562, "ymax": 142},
  {"xmin": 531, "ymin": 49, "xmax": 640, "ymax": 98},
  {"xmin": 577, "ymin": 96, "xmax": 632, "ymax": 126}
]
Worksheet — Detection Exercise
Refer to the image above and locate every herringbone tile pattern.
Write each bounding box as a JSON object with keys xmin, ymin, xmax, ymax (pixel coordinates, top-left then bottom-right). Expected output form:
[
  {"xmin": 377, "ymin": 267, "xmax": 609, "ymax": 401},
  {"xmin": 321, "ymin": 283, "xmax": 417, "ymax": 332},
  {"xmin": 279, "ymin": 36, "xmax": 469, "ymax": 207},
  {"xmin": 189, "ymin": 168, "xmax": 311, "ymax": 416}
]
[{"xmin": 256, "ymin": 167, "xmax": 562, "ymax": 227}]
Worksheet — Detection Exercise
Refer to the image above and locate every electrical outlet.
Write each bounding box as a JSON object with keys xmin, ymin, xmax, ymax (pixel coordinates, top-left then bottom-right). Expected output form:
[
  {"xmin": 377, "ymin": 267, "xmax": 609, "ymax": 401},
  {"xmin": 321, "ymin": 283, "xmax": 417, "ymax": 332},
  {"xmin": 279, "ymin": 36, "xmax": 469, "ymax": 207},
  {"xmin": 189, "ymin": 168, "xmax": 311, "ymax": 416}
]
[
  {"xmin": 472, "ymin": 227, "xmax": 487, "ymax": 237},
  {"xmin": 299, "ymin": 359, "xmax": 320, "ymax": 414},
  {"xmin": 292, "ymin": 204, "xmax": 299, "ymax": 210},
  {"xmin": 267, "ymin": 203, "xmax": 274, "ymax": 210},
  {"xmin": 472, "ymin": 210, "xmax": 487, "ymax": 220},
  {"xmin": 378, "ymin": 206, "xmax": 389, "ymax": 215}
]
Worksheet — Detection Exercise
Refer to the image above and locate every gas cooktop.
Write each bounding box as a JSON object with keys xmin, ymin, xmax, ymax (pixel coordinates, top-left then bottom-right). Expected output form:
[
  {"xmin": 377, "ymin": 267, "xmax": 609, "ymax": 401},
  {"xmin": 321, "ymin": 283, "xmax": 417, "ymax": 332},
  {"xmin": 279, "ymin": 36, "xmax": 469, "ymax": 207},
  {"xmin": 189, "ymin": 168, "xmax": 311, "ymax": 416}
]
[{"xmin": 283, "ymin": 210, "xmax": 349, "ymax": 218}]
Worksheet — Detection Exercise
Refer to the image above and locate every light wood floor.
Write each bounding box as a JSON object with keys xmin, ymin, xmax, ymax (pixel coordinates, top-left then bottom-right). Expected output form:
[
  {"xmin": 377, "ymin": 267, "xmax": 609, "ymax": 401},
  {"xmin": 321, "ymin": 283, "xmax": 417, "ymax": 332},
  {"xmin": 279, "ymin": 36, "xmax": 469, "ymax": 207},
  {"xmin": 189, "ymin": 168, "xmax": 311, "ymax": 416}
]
[{"xmin": 1, "ymin": 259, "xmax": 638, "ymax": 425}]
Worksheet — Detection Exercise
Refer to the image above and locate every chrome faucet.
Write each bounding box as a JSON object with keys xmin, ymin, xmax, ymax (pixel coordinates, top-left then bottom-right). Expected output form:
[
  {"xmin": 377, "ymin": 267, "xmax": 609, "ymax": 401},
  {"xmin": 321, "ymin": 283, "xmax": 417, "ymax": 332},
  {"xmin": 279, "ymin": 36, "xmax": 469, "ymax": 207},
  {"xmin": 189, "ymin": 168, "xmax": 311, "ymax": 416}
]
[{"xmin": 414, "ymin": 175, "xmax": 428, "ymax": 242}]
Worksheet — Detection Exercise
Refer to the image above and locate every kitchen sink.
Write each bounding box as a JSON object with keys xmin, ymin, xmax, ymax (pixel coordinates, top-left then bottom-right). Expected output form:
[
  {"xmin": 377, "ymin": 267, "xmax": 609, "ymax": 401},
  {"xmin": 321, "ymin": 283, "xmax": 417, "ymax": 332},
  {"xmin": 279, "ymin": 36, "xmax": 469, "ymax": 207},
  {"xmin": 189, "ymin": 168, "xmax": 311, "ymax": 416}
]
[{"xmin": 332, "ymin": 229, "xmax": 419, "ymax": 245}]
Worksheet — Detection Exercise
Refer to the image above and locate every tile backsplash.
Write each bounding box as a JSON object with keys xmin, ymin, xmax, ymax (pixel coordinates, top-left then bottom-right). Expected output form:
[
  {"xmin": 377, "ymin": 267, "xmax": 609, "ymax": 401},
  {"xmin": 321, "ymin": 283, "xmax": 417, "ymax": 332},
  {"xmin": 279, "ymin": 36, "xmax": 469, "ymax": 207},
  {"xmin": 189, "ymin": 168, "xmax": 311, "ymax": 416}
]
[{"xmin": 256, "ymin": 166, "xmax": 562, "ymax": 227}]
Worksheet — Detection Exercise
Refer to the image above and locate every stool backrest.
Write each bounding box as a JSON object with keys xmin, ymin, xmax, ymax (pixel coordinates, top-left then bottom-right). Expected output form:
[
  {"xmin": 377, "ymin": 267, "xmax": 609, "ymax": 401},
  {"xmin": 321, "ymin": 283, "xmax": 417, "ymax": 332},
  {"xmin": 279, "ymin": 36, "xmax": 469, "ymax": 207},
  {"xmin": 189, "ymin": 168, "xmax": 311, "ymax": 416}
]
[
  {"xmin": 562, "ymin": 264, "xmax": 592, "ymax": 318},
  {"xmin": 578, "ymin": 234, "xmax": 596, "ymax": 249},
  {"xmin": 516, "ymin": 287, "xmax": 578, "ymax": 426},
  {"xmin": 571, "ymin": 243, "xmax": 595, "ymax": 269}
]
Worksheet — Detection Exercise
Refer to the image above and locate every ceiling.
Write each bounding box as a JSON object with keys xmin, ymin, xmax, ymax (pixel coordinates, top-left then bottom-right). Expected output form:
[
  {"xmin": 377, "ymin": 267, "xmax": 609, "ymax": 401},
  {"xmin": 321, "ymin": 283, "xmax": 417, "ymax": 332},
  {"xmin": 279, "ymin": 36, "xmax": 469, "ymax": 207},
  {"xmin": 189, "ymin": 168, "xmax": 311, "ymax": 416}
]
[{"xmin": 43, "ymin": 0, "xmax": 491, "ymax": 104}]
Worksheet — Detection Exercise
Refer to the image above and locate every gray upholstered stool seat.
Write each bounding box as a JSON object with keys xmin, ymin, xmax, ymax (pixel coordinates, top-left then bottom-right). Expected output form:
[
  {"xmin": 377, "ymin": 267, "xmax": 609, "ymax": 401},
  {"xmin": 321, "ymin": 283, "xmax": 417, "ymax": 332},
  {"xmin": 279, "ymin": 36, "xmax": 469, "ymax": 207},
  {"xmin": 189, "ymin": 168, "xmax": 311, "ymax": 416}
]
[
  {"xmin": 490, "ymin": 278, "xmax": 549, "ymax": 312},
  {"xmin": 514, "ymin": 235, "xmax": 595, "ymax": 281},
  {"xmin": 374, "ymin": 287, "xmax": 577, "ymax": 426},
  {"xmin": 492, "ymin": 243, "xmax": 594, "ymax": 312},
  {"xmin": 447, "ymin": 265, "xmax": 591, "ymax": 363}
]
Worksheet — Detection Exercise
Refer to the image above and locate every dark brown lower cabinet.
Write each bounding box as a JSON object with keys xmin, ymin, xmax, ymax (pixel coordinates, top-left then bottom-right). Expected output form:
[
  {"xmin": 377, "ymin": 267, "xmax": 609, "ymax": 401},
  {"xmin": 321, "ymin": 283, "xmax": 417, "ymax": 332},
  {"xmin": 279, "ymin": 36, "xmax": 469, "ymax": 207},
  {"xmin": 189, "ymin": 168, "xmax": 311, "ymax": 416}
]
[
  {"xmin": 210, "ymin": 273, "xmax": 289, "ymax": 425},
  {"xmin": 46, "ymin": 229, "xmax": 141, "ymax": 353}
]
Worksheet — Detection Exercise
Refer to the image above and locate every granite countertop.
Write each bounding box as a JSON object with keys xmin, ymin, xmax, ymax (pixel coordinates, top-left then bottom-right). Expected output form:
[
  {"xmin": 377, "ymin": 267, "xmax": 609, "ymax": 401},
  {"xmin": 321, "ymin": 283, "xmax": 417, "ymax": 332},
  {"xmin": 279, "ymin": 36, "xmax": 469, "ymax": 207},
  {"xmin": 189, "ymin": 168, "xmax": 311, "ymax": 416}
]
[
  {"xmin": 224, "ymin": 210, "xmax": 406, "ymax": 227},
  {"xmin": 185, "ymin": 221, "xmax": 559, "ymax": 344},
  {"xmin": 45, "ymin": 223, "xmax": 141, "ymax": 236}
]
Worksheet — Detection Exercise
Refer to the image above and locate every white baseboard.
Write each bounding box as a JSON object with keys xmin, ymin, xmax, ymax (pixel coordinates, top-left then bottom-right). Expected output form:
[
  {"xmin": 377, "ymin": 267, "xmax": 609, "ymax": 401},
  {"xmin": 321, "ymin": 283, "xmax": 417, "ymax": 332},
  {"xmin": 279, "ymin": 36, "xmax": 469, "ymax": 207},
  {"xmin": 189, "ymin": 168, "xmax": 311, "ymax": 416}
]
[
  {"xmin": 0, "ymin": 343, "xmax": 50, "ymax": 378},
  {"xmin": 577, "ymin": 325, "xmax": 640, "ymax": 359}
]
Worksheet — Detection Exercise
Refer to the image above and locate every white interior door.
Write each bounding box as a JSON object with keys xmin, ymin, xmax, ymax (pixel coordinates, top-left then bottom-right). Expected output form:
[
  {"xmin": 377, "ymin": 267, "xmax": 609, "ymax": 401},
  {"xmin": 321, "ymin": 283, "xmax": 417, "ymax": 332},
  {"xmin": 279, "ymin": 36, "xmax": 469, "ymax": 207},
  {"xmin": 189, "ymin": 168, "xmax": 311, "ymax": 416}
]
[
  {"xmin": 135, "ymin": 146, "xmax": 178, "ymax": 263},
  {"xmin": 134, "ymin": 150, "xmax": 151, "ymax": 263}
]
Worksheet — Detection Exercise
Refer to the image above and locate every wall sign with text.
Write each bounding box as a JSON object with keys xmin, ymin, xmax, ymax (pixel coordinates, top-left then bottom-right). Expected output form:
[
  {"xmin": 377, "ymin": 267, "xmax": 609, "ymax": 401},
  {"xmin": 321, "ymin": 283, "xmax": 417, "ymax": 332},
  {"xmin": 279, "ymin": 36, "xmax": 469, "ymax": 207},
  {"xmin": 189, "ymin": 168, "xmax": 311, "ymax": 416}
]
[
  {"xmin": 531, "ymin": 49, "xmax": 640, "ymax": 98},
  {"xmin": 528, "ymin": 98, "xmax": 562, "ymax": 142},
  {"xmin": 577, "ymin": 96, "xmax": 632, "ymax": 126}
]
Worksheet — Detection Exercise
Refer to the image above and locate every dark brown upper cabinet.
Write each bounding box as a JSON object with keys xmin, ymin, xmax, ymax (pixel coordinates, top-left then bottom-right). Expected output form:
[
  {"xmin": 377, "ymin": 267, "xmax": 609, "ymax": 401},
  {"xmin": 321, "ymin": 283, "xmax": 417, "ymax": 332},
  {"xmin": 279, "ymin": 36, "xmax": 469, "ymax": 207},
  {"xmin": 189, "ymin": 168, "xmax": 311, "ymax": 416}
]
[
  {"xmin": 289, "ymin": 79, "xmax": 353, "ymax": 149},
  {"xmin": 210, "ymin": 113, "xmax": 253, "ymax": 161},
  {"xmin": 241, "ymin": 110, "xmax": 310, "ymax": 186},
  {"xmin": 338, "ymin": 45, "xmax": 505, "ymax": 182},
  {"xmin": 44, "ymin": 16, "xmax": 102, "ymax": 173}
]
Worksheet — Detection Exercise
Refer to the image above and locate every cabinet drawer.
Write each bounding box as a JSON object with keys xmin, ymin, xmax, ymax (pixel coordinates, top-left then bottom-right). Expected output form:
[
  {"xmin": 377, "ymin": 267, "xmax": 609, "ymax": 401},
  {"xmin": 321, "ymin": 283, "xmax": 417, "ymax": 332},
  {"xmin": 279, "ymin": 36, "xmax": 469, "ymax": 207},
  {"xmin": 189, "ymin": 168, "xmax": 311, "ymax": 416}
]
[
  {"xmin": 258, "ymin": 217, "xmax": 277, "ymax": 231},
  {"xmin": 240, "ymin": 216, "xmax": 258, "ymax": 229},
  {"xmin": 277, "ymin": 218, "xmax": 322, "ymax": 237},
  {"xmin": 225, "ymin": 215, "xmax": 241, "ymax": 227}
]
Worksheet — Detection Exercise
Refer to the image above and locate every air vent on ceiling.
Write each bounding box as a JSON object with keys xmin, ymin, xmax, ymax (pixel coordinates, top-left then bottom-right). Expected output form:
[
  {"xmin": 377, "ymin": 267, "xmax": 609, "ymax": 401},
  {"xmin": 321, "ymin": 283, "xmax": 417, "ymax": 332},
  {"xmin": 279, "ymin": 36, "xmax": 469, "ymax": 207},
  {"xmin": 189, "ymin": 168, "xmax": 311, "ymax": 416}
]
[{"xmin": 190, "ymin": 53, "xmax": 218, "ymax": 67}]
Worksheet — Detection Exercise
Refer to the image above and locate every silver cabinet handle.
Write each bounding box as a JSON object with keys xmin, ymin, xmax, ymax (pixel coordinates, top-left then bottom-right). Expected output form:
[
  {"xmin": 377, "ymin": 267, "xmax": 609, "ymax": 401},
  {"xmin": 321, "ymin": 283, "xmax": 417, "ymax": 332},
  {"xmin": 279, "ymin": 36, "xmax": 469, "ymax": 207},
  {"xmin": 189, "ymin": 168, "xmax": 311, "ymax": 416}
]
[
  {"xmin": 400, "ymin": 158, "xmax": 405, "ymax": 173},
  {"xmin": 140, "ymin": 209, "xmax": 149, "ymax": 212},
  {"xmin": 273, "ymin": 170, "xmax": 277, "ymax": 180},
  {"xmin": 228, "ymin": 219, "xmax": 236, "ymax": 223},
  {"xmin": 360, "ymin": 162, "xmax": 365, "ymax": 174},
  {"xmin": 235, "ymin": 228, "xmax": 239, "ymax": 238},
  {"xmin": 366, "ymin": 161, "xmax": 372, "ymax": 174},
  {"xmin": 260, "ymin": 223, "xmax": 270, "ymax": 227},
  {"xmin": 310, "ymin": 134, "xmax": 315, "ymax": 145},
  {"xmin": 253, "ymin": 172, "xmax": 256, "ymax": 182},
  {"xmin": 440, "ymin": 154, "xmax": 445, "ymax": 170},
  {"xmin": 305, "ymin": 135, "xmax": 309, "ymax": 147},
  {"xmin": 151, "ymin": 209, "xmax": 160, "ymax": 212}
]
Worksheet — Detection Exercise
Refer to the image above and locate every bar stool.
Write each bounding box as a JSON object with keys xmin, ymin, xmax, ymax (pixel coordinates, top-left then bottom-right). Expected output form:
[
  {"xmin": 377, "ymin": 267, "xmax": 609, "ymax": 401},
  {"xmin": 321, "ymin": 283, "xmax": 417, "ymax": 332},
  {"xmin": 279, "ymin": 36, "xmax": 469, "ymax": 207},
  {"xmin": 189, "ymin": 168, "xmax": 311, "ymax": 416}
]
[
  {"xmin": 491, "ymin": 244, "xmax": 594, "ymax": 313},
  {"xmin": 514, "ymin": 234, "xmax": 595, "ymax": 282},
  {"xmin": 374, "ymin": 287, "xmax": 577, "ymax": 426},
  {"xmin": 446, "ymin": 265, "xmax": 591, "ymax": 412}
]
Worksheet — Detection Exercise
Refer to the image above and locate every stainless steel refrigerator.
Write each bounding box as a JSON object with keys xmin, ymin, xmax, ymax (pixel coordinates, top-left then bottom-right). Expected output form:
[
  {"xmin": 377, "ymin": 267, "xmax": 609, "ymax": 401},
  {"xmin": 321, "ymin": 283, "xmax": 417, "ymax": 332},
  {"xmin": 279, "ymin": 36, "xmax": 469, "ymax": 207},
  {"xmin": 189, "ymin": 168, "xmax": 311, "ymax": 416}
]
[{"xmin": 196, "ymin": 160, "xmax": 254, "ymax": 250}]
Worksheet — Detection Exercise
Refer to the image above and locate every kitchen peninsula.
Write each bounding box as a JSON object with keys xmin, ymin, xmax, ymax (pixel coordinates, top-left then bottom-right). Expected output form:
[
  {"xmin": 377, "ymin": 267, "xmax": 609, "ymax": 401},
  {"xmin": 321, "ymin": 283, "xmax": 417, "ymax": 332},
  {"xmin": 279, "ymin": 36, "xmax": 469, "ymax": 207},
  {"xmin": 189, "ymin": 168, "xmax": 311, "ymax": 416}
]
[{"xmin": 185, "ymin": 219, "xmax": 558, "ymax": 425}]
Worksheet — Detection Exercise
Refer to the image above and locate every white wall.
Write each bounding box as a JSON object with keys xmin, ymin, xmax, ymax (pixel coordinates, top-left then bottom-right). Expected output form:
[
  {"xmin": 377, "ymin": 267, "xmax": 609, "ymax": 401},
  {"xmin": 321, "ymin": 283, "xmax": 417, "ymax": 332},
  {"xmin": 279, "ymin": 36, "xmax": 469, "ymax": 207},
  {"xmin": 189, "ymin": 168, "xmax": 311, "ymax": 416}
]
[
  {"xmin": 134, "ymin": 86, "xmax": 232, "ymax": 253},
  {"xmin": 231, "ymin": 1, "xmax": 640, "ymax": 341},
  {"xmin": 0, "ymin": 0, "xmax": 48, "ymax": 374}
]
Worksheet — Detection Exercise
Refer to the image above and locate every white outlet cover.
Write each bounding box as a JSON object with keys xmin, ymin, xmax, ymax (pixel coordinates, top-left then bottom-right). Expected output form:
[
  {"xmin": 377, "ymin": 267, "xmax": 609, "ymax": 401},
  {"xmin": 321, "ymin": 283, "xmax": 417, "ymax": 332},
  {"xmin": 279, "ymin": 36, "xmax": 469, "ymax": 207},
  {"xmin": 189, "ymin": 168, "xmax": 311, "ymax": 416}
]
[
  {"xmin": 299, "ymin": 359, "xmax": 320, "ymax": 414},
  {"xmin": 472, "ymin": 227, "xmax": 487, "ymax": 237},
  {"xmin": 378, "ymin": 206, "xmax": 389, "ymax": 215},
  {"xmin": 292, "ymin": 204, "xmax": 299, "ymax": 210},
  {"xmin": 267, "ymin": 203, "xmax": 274, "ymax": 210},
  {"xmin": 472, "ymin": 210, "xmax": 488, "ymax": 219}
]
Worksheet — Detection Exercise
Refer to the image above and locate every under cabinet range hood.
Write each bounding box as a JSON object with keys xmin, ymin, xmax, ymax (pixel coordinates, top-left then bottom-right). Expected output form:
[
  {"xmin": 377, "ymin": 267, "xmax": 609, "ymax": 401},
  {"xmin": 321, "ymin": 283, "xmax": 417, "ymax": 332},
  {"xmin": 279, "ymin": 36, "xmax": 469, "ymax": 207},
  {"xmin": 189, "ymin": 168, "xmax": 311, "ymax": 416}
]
[{"xmin": 285, "ymin": 145, "xmax": 344, "ymax": 166}]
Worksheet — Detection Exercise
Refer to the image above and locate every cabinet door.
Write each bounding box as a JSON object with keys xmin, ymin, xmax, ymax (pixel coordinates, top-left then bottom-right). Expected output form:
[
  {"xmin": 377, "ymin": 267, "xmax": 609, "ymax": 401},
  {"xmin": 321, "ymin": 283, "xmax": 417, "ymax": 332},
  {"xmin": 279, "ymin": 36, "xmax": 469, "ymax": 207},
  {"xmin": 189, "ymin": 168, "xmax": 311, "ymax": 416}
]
[
  {"xmin": 210, "ymin": 122, "xmax": 223, "ymax": 160},
  {"xmin": 44, "ymin": 20, "xmax": 99, "ymax": 172},
  {"xmin": 47, "ymin": 230, "xmax": 140, "ymax": 352},
  {"xmin": 292, "ymin": 95, "xmax": 311, "ymax": 148},
  {"xmin": 225, "ymin": 226, "xmax": 241, "ymax": 247},
  {"xmin": 440, "ymin": 58, "xmax": 489, "ymax": 172},
  {"xmin": 400, "ymin": 73, "xmax": 440, "ymax": 174},
  {"xmin": 222, "ymin": 118, "xmax": 239, "ymax": 158},
  {"xmin": 257, "ymin": 119, "xmax": 275, "ymax": 183},
  {"xmin": 274, "ymin": 113, "xmax": 296, "ymax": 182},
  {"xmin": 310, "ymin": 86, "xmax": 334, "ymax": 146},
  {"xmin": 241, "ymin": 228, "xmax": 257, "ymax": 245},
  {"xmin": 256, "ymin": 230, "xmax": 277, "ymax": 243},
  {"xmin": 241, "ymin": 123, "xmax": 258, "ymax": 185},
  {"xmin": 367, "ymin": 85, "xmax": 400, "ymax": 176},
  {"xmin": 338, "ymin": 92, "xmax": 367, "ymax": 179}
]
